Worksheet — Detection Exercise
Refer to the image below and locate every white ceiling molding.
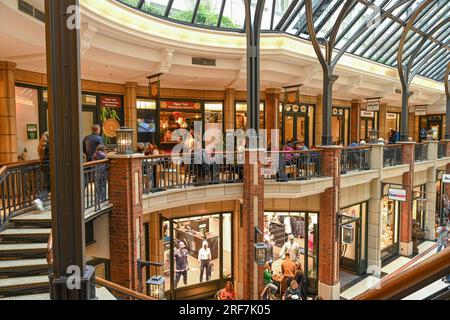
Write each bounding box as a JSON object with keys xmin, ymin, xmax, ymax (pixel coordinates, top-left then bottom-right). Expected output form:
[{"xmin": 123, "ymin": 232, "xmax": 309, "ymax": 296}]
[
  {"xmin": 338, "ymin": 76, "xmax": 365, "ymax": 95},
  {"xmin": 155, "ymin": 48, "xmax": 175, "ymax": 74},
  {"xmin": 80, "ymin": 22, "xmax": 98, "ymax": 56}
]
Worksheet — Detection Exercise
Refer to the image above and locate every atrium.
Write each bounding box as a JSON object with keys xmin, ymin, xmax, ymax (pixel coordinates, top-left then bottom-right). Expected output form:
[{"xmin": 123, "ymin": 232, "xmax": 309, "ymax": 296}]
[{"xmin": 0, "ymin": 0, "xmax": 449, "ymax": 303}]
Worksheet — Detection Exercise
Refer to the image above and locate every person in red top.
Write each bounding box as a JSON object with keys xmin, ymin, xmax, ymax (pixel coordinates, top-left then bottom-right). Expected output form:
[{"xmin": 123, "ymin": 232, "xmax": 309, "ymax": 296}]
[{"xmin": 219, "ymin": 281, "xmax": 237, "ymax": 300}]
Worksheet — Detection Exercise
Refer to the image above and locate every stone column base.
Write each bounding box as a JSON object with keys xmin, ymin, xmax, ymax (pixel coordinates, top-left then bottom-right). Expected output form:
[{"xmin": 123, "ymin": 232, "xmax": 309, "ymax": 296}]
[
  {"xmin": 318, "ymin": 281, "xmax": 340, "ymax": 300},
  {"xmin": 367, "ymin": 258, "xmax": 382, "ymax": 276},
  {"xmin": 400, "ymin": 241, "xmax": 413, "ymax": 257}
]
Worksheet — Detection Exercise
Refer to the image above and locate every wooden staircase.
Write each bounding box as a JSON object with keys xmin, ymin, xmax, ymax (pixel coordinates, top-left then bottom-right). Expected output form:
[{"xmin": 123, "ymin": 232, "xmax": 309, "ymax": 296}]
[{"xmin": 0, "ymin": 209, "xmax": 51, "ymax": 300}]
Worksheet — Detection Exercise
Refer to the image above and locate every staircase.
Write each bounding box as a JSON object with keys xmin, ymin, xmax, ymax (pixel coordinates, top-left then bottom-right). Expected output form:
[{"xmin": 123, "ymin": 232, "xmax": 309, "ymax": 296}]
[{"xmin": 0, "ymin": 208, "xmax": 51, "ymax": 300}]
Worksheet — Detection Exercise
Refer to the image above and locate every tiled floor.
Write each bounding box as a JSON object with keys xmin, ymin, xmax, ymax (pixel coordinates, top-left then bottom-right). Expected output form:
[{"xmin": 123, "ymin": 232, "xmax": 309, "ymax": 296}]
[
  {"xmin": 402, "ymin": 279, "xmax": 449, "ymax": 300},
  {"xmin": 340, "ymin": 241, "xmax": 440, "ymax": 300}
]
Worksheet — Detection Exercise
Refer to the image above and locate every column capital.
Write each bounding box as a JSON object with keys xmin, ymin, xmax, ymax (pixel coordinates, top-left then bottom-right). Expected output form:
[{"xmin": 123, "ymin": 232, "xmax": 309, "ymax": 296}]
[
  {"xmin": 225, "ymin": 88, "xmax": 236, "ymax": 94},
  {"xmin": 0, "ymin": 61, "xmax": 16, "ymax": 71},
  {"xmin": 265, "ymin": 88, "xmax": 281, "ymax": 94},
  {"xmin": 125, "ymin": 82, "xmax": 138, "ymax": 89}
]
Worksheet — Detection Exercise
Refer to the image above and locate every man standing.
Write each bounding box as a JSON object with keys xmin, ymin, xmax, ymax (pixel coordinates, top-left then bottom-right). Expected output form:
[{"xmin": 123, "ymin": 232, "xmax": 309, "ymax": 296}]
[
  {"xmin": 436, "ymin": 225, "xmax": 449, "ymax": 253},
  {"xmin": 280, "ymin": 235, "xmax": 301, "ymax": 263},
  {"xmin": 83, "ymin": 125, "xmax": 104, "ymax": 162},
  {"xmin": 174, "ymin": 241, "xmax": 189, "ymax": 288},
  {"xmin": 198, "ymin": 241, "xmax": 212, "ymax": 282}
]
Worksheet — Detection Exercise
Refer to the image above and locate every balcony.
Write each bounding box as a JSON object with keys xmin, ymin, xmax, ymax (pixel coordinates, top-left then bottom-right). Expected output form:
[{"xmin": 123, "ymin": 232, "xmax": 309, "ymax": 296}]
[
  {"xmin": 414, "ymin": 143, "xmax": 428, "ymax": 162},
  {"xmin": 340, "ymin": 147, "xmax": 371, "ymax": 174},
  {"xmin": 383, "ymin": 145, "xmax": 403, "ymax": 168}
]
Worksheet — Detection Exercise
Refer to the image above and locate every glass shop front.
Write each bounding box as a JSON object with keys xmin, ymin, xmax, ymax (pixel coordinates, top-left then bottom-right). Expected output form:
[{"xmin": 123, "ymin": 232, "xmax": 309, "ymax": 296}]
[
  {"xmin": 161, "ymin": 213, "xmax": 232, "ymax": 300},
  {"xmin": 339, "ymin": 202, "xmax": 368, "ymax": 275},
  {"xmin": 263, "ymin": 211, "xmax": 319, "ymax": 294},
  {"xmin": 381, "ymin": 197, "xmax": 401, "ymax": 262}
]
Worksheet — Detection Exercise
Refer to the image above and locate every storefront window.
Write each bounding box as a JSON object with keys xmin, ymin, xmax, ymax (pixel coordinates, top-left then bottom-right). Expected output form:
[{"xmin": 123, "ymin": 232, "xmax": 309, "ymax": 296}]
[
  {"xmin": 137, "ymin": 99, "xmax": 157, "ymax": 142},
  {"xmin": 381, "ymin": 198, "xmax": 400, "ymax": 260},
  {"xmin": 419, "ymin": 115, "xmax": 443, "ymax": 141},
  {"xmin": 386, "ymin": 112, "xmax": 401, "ymax": 133},
  {"xmin": 340, "ymin": 203, "xmax": 368, "ymax": 274},
  {"xmin": 360, "ymin": 111, "xmax": 379, "ymax": 141},
  {"xmin": 235, "ymin": 102, "xmax": 265, "ymax": 130},
  {"xmin": 413, "ymin": 185, "xmax": 426, "ymax": 231},
  {"xmin": 163, "ymin": 213, "xmax": 232, "ymax": 296},
  {"xmin": 159, "ymin": 101, "xmax": 202, "ymax": 146},
  {"xmin": 205, "ymin": 102, "xmax": 224, "ymax": 147},
  {"xmin": 264, "ymin": 211, "xmax": 319, "ymax": 293}
]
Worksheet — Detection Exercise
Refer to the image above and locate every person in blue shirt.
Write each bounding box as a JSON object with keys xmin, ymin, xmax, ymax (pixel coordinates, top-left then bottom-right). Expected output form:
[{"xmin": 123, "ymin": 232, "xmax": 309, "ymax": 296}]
[
  {"xmin": 420, "ymin": 128, "xmax": 427, "ymax": 142},
  {"xmin": 83, "ymin": 125, "xmax": 104, "ymax": 161},
  {"xmin": 388, "ymin": 129, "xmax": 399, "ymax": 144}
]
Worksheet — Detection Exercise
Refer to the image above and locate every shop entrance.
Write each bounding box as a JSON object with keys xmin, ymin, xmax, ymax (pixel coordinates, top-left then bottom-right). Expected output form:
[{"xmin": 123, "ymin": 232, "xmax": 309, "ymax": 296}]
[
  {"xmin": 281, "ymin": 104, "xmax": 315, "ymax": 147},
  {"xmin": 283, "ymin": 114, "xmax": 308, "ymax": 145},
  {"xmin": 381, "ymin": 198, "xmax": 400, "ymax": 262},
  {"xmin": 264, "ymin": 211, "xmax": 319, "ymax": 295},
  {"xmin": 332, "ymin": 107, "xmax": 350, "ymax": 146},
  {"xmin": 420, "ymin": 115, "xmax": 443, "ymax": 141},
  {"xmin": 339, "ymin": 203, "xmax": 368, "ymax": 275},
  {"xmin": 360, "ymin": 111, "xmax": 378, "ymax": 142}
]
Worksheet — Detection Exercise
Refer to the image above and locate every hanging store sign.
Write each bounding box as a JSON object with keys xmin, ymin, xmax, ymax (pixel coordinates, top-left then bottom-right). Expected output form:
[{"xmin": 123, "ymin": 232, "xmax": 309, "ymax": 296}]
[
  {"xmin": 361, "ymin": 111, "xmax": 375, "ymax": 118},
  {"xmin": 415, "ymin": 107, "xmax": 427, "ymax": 116},
  {"xmin": 367, "ymin": 100, "xmax": 380, "ymax": 112},
  {"xmin": 442, "ymin": 174, "xmax": 450, "ymax": 184},
  {"xmin": 388, "ymin": 188, "xmax": 407, "ymax": 202},
  {"xmin": 100, "ymin": 96, "xmax": 122, "ymax": 108}
]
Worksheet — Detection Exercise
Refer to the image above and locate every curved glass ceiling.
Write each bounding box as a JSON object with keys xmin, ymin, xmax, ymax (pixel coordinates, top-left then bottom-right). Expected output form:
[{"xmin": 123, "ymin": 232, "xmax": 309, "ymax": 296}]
[{"xmin": 117, "ymin": 0, "xmax": 450, "ymax": 82}]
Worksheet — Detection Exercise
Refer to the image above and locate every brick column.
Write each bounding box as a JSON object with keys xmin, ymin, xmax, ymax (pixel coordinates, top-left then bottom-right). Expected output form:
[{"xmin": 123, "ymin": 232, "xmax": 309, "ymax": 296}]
[
  {"xmin": 265, "ymin": 88, "xmax": 280, "ymax": 145},
  {"xmin": 425, "ymin": 141, "xmax": 438, "ymax": 240},
  {"xmin": 0, "ymin": 61, "xmax": 17, "ymax": 164},
  {"xmin": 124, "ymin": 82, "xmax": 138, "ymax": 148},
  {"xmin": 399, "ymin": 142, "xmax": 415, "ymax": 256},
  {"xmin": 315, "ymin": 95, "xmax": 324, "ymax": 145},
  {"xmin": 240, "ymin": 149, "xmax": 264, "ymax": 300},
  {"xmin": 318, "ymin": 146, "xmax": 341, "ymax": 300},
  {"xmin": 108, "ymin": 154, "xmax": 144, "ymax": 292},
  {"xmin": 351, "ymin": 99, "xmax": 362, "ymax": 143},
  {"xmin": 224, "ymin": 88, "xmax": 236, "ymax": 131}
]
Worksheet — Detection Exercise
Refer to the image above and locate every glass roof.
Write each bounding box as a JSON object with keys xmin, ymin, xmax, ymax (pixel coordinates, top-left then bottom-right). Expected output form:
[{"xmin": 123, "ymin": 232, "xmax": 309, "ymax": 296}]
[{"xmin": 117, "ymin": 0, "xmax": 450, "ymax": 82}]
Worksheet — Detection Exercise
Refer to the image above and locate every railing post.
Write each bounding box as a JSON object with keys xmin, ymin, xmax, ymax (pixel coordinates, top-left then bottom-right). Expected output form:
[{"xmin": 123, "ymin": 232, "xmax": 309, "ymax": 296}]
[
  {"xmin": 318, "ymin": 146, "xmax": 341, "ymax": 300},
  {"xmin": 107, "ymin": 153, "xmax": 145, "ymax": 295},
  {"xmin": 426, "ymin": 140, "xmax": 438, "ymax": 161},
  {"xmin": 369, "ymin": 144, "xmax": 384, "ymax": 171}
]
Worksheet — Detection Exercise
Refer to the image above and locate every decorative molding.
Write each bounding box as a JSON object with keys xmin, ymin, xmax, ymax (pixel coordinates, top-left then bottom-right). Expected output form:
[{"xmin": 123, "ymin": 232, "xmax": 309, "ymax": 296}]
[{"xmin": 80, "ymin": 22, "xmax": 98, "ymax": 55}]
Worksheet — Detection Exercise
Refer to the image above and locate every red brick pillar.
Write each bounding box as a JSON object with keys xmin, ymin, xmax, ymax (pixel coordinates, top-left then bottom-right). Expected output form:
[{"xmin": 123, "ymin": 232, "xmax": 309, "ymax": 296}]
[
  {"xmin": 445, "ymin": 140, "xmax": 450, "ymax": 157},
  {"xmin": 351, "ymin": 100, "xmax": 361, "ymax": 143},
  {"xmin": 265, "ymin": 89, "xmax": 280, "ymax": 145},
  {"xmin": 108, "ymin": 154, "xmax": 144, "ymax": 292},
  {"xmin": 399, "ymin": 142, "xmax": 414, "ymax": 256},
  {"xmin": 318, "ymin": 146, "xmax": 341, "ymax": 300},
  {"xmin": 241, "ymin": 149, "xmax": 264, "ymax": 300}
]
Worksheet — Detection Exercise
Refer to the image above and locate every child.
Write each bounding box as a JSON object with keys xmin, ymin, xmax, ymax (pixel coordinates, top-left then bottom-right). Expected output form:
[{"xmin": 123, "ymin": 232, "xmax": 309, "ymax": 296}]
[{"xmin": 92, "ymin": 145, "xmax": 107, "ymax": 161}]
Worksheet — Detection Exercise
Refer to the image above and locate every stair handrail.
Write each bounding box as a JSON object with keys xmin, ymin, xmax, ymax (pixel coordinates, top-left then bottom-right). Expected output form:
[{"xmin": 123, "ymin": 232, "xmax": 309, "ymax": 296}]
[
  {"xmin": 353, "ymin": 248, "xmax": 450, "ymax": 300},
  {"xmin": 95, "ymin": 277, "xmax": 156, "ymax": 300}
]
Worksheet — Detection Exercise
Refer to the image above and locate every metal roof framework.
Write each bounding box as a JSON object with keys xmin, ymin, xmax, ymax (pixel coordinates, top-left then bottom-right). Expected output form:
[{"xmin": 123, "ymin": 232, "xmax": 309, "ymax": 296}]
[{"xmin": 118, "ymin": 0, "xmax": 449, "ymax": 82}]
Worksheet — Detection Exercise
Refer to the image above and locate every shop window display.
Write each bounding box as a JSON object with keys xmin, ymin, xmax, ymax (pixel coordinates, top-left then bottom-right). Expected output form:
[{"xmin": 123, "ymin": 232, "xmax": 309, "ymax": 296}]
[
  {"xmin": 163, "ymin": 213, "xmax": 232, "ymax": 294},
  {"xmin": 263, "ymin": 212, "xmax": 318, "ymax": 293},
  {"xmin": 235, "ymin": 102, "xmax": 265, "ymax": 130},
  {"xmin": 381, "ymin": 199, "xmax": 400, "ymax": 260}
]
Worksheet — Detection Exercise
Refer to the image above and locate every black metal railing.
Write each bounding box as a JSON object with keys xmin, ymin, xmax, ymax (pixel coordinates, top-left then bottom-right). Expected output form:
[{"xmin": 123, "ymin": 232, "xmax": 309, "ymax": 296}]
[
  {"xmin": 383, "ymin": 145, "xmax": 403, "ymax": 167},
  {"xmin": 267, "ymin": 150, "xmax": 322, "ymax": 182},
  {"xmin": 142, "ymin": 152, "xmax": 244, "ymax": 195},
  {"xmin": 0, "ymin": 160, "xmax": 44, "ymax": 227},
  {"xmin": 414, "ymin": 143, "xmax": 428, "ymax": 162},
  {"xmin": 438, "ymin": 142, "xmax": 446, "ymax": 158},
  {"xmin": 0, "ymin": 159, "xmax": 111, "ymax": 228},
  {"xmin": 341, "ymin": 147, "xmax": 371, "ymax": 174},
  {"xmin": 83, "ymin": 160, "xmax": 110, "ymax": 212}
]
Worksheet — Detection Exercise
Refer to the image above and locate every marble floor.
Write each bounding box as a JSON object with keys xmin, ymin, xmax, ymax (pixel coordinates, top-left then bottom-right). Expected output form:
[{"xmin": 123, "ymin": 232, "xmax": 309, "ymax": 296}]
[{"xmin": 340, "ymin": 241, "xmax": 440, "ymax": 300}]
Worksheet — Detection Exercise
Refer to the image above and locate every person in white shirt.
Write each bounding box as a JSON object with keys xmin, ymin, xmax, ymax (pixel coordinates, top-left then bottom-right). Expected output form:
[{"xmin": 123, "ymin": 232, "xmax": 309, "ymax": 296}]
[
  {"xmin": 280, "ymin": 235, "xmax": 300, "ymax": 262},
  {"xmin": 198, "ymin": 240, "xmax": 212, "ymax": 282}
]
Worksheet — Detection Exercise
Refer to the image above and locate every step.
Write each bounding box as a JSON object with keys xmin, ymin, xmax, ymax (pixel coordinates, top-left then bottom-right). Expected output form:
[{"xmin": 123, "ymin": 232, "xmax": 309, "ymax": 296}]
[
  {"xmin": 0, "ymin": 292, "xmax": 50, "ymax": 300},
  {"xmin": 0, "ymin": 259, "xmax": 48, "ymax": 277},
  {"xmin": 9, "ymin": 212, "xmax": 51, "ymax": 228},
  {"xmin": 0, "ymin": 243, "xmax": 47, "ymax": 259},
  {"xmin": 0, "ymin": 229, "xmax": 51, "ymax": 242},
  {"xmin": 0, "ymin": 275, "xmax": 49, "ymax": 297}
]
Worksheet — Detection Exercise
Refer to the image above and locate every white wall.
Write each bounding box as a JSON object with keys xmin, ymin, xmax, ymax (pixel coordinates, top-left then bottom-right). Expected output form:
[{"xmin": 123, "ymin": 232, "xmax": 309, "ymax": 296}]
[
  {"xmin": 15, "ymin": 86, "xmax": 40, "ymax": 160},
  {"xmin": 85, "ymin": 214, "xmax": 110, "ymax": 260}
]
